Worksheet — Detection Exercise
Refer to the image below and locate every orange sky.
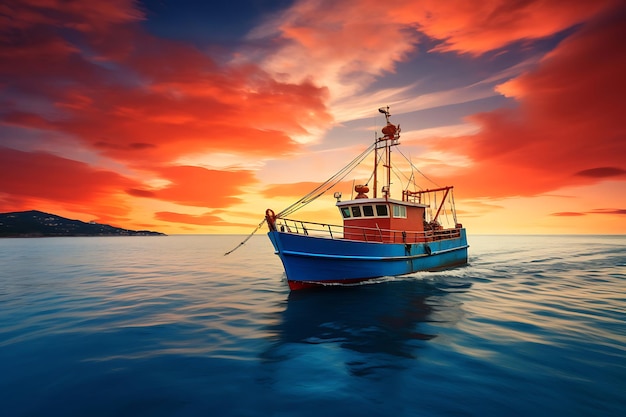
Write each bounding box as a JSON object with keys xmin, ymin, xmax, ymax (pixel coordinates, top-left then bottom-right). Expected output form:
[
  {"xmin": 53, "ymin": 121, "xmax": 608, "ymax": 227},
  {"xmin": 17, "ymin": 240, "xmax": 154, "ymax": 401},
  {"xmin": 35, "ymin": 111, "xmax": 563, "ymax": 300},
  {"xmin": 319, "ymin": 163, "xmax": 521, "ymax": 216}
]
[{"xmin": 1, "ymin": 0, "xmax": 625, "ymax": 234}]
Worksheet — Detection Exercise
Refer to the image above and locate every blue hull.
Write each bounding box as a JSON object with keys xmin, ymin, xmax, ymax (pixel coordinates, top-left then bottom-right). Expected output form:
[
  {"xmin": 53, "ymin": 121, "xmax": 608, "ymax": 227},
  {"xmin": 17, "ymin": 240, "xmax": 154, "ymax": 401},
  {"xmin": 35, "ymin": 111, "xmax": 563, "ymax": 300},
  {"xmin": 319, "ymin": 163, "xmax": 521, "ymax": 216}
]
[{"xmin": 268, "ymin": 229, "xmax": 468, "ymax": 289}]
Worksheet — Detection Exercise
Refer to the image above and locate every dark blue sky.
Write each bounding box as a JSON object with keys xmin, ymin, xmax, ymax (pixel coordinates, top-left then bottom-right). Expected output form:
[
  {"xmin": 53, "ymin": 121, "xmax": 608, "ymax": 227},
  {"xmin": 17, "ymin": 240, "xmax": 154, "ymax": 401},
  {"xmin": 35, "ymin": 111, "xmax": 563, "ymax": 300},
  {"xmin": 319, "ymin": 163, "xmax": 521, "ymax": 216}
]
[{"xmin": 140, "ymin": 0, "xmax": 294, "ymax": 46}]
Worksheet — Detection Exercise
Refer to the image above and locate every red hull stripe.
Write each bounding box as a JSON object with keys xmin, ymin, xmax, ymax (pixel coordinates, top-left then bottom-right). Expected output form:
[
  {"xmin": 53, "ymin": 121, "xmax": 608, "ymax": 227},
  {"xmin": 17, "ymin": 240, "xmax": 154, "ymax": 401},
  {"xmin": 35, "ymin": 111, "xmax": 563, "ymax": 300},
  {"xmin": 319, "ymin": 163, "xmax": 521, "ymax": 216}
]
[{"xmin": 287, "ymin": 277, "xmax": 376, "ymax": 290}]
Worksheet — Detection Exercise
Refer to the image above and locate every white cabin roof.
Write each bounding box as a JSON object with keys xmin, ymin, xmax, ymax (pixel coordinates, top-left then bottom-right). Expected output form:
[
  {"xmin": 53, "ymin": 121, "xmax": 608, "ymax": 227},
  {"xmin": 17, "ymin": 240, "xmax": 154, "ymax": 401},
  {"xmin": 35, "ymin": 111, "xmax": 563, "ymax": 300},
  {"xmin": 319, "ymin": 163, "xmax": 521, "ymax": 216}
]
[{"xmin": 336, "ymin": 197, "xmax": 428, "ymax": 209}]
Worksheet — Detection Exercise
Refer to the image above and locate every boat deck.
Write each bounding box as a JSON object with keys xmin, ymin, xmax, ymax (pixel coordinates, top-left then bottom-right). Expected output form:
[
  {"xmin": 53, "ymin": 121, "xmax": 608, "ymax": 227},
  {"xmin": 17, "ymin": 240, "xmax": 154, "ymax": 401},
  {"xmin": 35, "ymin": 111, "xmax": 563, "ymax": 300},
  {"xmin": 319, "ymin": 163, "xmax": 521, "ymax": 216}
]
[{"xmin": 275, "ymin": 217, "xmax": 462, "ymax": 244}]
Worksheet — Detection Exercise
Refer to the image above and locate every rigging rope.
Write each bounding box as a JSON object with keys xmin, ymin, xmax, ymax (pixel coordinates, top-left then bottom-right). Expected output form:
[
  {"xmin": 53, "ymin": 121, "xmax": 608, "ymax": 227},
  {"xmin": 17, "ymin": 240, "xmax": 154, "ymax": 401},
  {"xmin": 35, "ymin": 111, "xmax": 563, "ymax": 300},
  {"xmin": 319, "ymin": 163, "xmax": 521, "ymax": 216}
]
[
  {"xmin": 277, "ymin": 142, "xmax": 376, "ymax": 218},
  {"xmin": 224, "ymin": 142, "xmax": 376, "ymax": 255},
  {"xmin": 396, "ymin": 147, "xmax": 440, "ymax": 188},
  {"xmin": 450, "ymin": 188, "xmax": 458, "ymax": 225}
]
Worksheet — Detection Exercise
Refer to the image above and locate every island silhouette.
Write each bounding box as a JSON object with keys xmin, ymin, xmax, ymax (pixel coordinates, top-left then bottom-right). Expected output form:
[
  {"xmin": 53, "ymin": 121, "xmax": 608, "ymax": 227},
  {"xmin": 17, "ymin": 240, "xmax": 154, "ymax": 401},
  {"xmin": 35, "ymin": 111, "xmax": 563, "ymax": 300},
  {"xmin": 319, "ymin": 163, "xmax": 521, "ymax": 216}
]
[{"xmin": 0, "ymin": 210, "xmax": 166, "ymax": 237}]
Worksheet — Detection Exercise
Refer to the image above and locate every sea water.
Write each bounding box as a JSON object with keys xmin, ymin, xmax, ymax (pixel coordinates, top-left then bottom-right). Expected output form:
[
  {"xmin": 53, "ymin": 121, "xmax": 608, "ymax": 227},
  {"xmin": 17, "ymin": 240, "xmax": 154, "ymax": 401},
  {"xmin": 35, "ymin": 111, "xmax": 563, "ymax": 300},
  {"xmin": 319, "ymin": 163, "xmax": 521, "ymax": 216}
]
[{"xmin": 0, "ymin": 234, "xmax": 625, "ymax": 416}]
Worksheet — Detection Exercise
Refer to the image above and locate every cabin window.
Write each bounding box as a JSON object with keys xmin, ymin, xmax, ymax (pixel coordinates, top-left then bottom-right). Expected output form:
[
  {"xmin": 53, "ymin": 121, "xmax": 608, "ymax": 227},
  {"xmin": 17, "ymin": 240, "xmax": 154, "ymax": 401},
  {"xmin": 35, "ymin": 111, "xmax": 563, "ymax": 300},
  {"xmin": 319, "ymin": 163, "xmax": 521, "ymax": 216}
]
[
  {"xmin": 340, "ymin": 207, "xmax": 351, "ymax": 218},
  {"xmin": 351, "ymin": 206, "xmax": 362, "ymax": 217},
  {"xmin": 362, "ymin": 205, "xmax": 374, "ymax": 217},
  {"xmin": 376, "ymin": 205, "xmax": 388, "ymax": 217},
  {"xmin": 393, "ymin": 204, "xmax": 406, "ymax": 218}
]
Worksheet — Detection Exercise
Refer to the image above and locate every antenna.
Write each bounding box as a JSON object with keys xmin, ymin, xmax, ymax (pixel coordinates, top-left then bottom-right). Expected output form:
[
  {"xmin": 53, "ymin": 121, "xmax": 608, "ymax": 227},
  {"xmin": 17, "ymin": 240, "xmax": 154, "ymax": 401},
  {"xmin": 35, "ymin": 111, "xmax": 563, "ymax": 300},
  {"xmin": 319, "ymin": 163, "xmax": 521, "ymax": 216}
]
[{"xmin": 378, "ymin": 106, "xmax": 390, "ymax": 123}]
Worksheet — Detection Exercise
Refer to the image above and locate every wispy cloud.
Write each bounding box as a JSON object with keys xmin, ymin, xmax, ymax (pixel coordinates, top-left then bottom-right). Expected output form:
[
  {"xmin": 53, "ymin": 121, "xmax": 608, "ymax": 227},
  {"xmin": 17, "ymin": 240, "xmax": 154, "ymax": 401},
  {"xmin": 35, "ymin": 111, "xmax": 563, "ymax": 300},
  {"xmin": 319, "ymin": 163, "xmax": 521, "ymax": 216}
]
[{"xmin": 551, "ymin": 208, "xmax": 626, "ymax": 216}]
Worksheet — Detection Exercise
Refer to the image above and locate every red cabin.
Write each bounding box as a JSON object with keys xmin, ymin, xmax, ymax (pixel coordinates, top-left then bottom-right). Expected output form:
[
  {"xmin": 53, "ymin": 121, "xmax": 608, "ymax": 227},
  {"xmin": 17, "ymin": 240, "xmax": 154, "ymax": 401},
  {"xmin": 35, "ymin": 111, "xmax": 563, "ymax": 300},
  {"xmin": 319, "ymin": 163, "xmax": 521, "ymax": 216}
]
[{"xmin": 336, "ymin": 197, "xmax": 428, "ymax": 243}]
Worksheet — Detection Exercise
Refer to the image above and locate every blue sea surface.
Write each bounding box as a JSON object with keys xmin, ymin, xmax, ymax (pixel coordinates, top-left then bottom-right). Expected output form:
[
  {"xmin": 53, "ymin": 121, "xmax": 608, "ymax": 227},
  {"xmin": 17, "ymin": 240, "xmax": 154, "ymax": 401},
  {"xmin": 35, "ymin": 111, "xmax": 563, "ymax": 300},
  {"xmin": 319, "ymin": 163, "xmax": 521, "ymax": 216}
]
[{"xmin": 1, "ymin": 234, "xmax": 625, "ymax": 416}]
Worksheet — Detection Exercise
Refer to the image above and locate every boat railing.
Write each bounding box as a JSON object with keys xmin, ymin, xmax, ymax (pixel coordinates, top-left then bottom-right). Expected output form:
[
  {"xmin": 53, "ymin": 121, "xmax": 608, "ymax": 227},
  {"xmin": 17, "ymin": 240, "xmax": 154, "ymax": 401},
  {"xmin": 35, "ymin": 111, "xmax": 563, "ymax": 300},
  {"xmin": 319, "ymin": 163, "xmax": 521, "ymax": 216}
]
[{"xmin": 276, "ymin": 218, "xmax": 461, "ymax": 243}]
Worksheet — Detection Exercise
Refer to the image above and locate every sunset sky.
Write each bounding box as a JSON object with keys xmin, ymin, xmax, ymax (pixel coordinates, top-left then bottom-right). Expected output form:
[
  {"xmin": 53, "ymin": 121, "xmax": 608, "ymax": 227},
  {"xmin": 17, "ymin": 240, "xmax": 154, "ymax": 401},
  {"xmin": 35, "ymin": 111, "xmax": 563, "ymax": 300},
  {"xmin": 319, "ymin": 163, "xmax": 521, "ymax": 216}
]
[{"xmin": 1, "ymin": 0, "xmax": 625, "ymax": 235}]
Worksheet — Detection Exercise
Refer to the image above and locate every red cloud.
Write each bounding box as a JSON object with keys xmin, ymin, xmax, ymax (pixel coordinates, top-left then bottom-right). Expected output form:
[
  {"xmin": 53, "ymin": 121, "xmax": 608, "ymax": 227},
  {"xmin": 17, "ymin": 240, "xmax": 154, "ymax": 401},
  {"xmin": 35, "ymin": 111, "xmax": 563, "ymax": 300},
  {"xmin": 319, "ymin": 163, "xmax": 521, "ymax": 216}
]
[
  {"xmin": 155, "ymin": 211, "xmax": 255, "ymax": 227},
  {"xmin": 428, "ymin": 7, "xmax": 626, "ymax": 198},
  {"xmin": 3, "ymin": 0, "xmax": 144, "ymax": 29},
  {"xmin": 1, "ymin": 0, "xmax": 332, "ymax": 166},
  {"xmin": 551, "ymin": 208, "xmax": 626, "ymax": 217},
  {"xmin": 401, "ymin": 0, "xmax": 619, "ymax": 55},
  {"xmin": 0, "ymin": 0, "xmax": 142, "ymax": 86},
  {"xmin": 587, "ymin": 208, "xmax": 626, "ymax": 215},
  {"xmin": 0, "ymin": 146, "xmax": 139, "ymax": 222},
  {"xmin": 0, "ymin": 147, "xmax": 136, "ymax": 201},
  {"xmin": 550, "ymin": 212, "xmax": 586, "ymax": 217},
  {"xmin": 152, "ymin": 165, "xmax": 257, "ymax": 208},
  {"xmin": 154, "ymin": 211, "xmax": 224, "ymax": 225},
  {"xmin": 575, "ymin": 167, "xmax": 626, "ymax": 178},
  {"xmin": 0, "ymin": 147, "xmax": 257, "ymax": 224},
  {"xmin": 126, "ymin": 188, "xmax": 156, "ymax": 198}
]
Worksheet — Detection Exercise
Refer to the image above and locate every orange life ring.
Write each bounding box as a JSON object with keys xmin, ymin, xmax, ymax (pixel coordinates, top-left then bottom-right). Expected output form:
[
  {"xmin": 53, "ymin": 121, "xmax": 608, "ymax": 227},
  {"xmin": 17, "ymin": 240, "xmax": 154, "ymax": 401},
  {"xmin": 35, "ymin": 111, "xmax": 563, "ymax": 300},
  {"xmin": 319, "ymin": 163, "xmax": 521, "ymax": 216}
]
[{"xmin": 265, "ymin": 208, "xmax": 277, "ymax": 231}]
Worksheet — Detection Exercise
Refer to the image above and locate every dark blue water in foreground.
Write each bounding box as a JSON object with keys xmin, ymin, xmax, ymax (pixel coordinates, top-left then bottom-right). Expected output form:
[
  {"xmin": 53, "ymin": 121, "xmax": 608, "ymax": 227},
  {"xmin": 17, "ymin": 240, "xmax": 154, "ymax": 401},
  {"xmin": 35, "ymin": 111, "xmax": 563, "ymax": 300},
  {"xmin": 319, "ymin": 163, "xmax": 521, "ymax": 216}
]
[{"xmin": 1, "ymin": 235, "xmax": 625, "ymax": 416}]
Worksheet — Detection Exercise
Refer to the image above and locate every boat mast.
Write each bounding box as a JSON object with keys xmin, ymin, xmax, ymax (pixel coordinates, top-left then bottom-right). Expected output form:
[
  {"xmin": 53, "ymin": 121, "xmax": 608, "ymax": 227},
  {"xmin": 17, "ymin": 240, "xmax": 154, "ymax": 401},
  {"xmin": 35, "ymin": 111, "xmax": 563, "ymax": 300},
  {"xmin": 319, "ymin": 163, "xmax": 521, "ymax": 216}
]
[
  {"xmin": 375, "ymin": 106, "xmax": 400, "ymax": 199},
  {"xmin": 373, "ymin": 132, "xmax": 378, "ymax": 198}
]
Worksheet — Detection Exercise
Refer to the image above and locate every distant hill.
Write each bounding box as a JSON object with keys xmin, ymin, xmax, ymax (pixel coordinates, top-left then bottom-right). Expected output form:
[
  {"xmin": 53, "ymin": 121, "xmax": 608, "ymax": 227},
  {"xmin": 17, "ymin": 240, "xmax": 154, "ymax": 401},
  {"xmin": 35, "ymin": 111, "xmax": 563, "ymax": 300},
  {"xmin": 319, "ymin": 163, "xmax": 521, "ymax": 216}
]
[{"xmin": 0, "ymin": 210, "xmax": 166, "ymax": 237}]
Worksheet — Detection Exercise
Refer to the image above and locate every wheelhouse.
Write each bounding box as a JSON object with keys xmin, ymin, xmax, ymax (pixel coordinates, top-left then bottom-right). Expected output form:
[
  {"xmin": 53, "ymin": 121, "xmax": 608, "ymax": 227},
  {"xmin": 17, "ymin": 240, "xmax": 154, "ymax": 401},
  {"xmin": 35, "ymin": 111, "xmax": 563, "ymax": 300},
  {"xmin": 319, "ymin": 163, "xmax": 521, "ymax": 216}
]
[{"xmin": 336, "ymin": 197, "xmax": 428, "ymax": 242}]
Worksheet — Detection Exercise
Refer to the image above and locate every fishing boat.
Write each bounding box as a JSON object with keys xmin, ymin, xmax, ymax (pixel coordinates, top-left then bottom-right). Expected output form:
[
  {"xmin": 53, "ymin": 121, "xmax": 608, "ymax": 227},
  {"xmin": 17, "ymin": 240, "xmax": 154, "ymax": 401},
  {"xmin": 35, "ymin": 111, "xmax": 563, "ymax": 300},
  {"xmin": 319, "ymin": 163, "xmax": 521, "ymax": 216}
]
[{"xmin": 265, "ymin": 107, "xmax": 469, "ymax": 290}]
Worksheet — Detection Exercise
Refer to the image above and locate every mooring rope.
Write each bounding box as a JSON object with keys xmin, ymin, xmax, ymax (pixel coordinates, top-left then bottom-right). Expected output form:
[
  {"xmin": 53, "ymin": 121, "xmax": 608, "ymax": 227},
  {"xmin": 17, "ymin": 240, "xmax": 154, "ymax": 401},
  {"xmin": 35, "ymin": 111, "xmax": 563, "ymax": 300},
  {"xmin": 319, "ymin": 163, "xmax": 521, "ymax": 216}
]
[{"xmin": 223, "ymin": 218, "xmax": 266, "ymax": 256}]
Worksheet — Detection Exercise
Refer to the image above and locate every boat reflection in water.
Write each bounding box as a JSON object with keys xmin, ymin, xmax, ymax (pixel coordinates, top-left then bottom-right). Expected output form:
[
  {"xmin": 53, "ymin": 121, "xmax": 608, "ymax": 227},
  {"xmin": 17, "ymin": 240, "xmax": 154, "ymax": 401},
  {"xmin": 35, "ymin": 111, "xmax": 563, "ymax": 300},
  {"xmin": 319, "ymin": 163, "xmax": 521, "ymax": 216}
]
[{"xmin": 261, "ymin": 276, "xmax": 472, "ymax": 379}]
